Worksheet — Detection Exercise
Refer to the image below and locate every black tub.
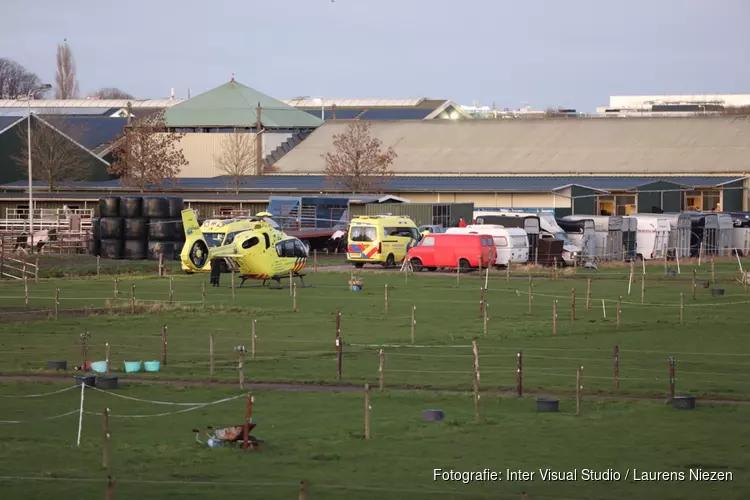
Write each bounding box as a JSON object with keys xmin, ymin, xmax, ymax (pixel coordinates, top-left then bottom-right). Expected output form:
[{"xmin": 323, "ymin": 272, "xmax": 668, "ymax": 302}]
[
  {"xmin": 422, "ymin": 409, "xmax": 445, "ymax": 421},
  {"xmin": 47, "ymin": 360, "xmax": 67, "ymax": 371},
  {"xmin": 536, "ymin": 398, "xmax": 559, "ymax": 412},
  {"xmin": 95, "ymin": 376, "xmax": 119, "ymax": 390},
  {"xmin": 74, "ymin": 374, "xmax": 96, "ymax": 387},
  {"xmin": 711, "ymin": 288, "xmax": 725, "ymax": 297},
  {"xmin": 672, "ymin": 396, "xmax": 696, "ymax": 410}
]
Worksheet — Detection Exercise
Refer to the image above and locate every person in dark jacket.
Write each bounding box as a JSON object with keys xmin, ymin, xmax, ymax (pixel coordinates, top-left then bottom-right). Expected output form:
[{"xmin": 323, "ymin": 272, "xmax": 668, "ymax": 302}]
[{"xmin": 210, "ymin": 258, "xmax": 221, "ymax": 287}]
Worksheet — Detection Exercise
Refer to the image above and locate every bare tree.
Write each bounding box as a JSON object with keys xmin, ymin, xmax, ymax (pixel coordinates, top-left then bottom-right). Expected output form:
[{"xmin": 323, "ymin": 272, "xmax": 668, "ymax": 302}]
[
  {"xmin": 89, "ymin": 87, "xmax": 135, "ymax": 99},
  {"xmin": 213, "ymin": 130, "xmax": 257, "ymax": 193},
  {"xmin": 321, "ymin": 122, "xmax": 397, "ymax": 193},
  {"xmin": 12, "ymin": 117, "xmax": 92, "ymax": 191},
  {"xmin": 0, "ymin": 58, "xmax": 46, "ymax": 98},
  {"xmin": 109, "ymin": 110, "xmax": 187, "ymax": 192},
  {"xmin": 55, "ymin": 40, "xmax": 79, "ymax": 99}
]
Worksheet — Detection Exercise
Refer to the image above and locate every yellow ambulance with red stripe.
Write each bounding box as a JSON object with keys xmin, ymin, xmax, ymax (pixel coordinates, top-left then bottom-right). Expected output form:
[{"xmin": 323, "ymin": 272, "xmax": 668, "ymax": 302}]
[{"xmin": 347, "ymin": 215, "xmax": 421, "ymax": 268}]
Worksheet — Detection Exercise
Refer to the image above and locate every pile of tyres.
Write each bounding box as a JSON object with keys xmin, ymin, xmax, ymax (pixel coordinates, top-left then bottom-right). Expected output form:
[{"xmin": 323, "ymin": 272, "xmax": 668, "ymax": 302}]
[{"xmin": 91, "ymin": 196, "xmax": 186, "ymax": 260}]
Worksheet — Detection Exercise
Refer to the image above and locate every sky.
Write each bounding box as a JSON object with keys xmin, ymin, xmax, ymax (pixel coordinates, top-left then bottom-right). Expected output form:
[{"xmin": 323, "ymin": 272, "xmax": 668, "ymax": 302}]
[{"xmin": 2, "ymin": 0, "xmax": 749, "ymax": 111}]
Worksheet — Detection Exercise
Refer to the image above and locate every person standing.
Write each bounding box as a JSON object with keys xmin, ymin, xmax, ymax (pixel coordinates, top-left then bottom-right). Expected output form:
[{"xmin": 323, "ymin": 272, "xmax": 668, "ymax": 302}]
[
  {"xmin": 458, "ymin": 217, "xmax": 467, "ymax": 227},
  {"xmin": 210, "ymin": 258, "xmax": 221, "ymax": 287}
]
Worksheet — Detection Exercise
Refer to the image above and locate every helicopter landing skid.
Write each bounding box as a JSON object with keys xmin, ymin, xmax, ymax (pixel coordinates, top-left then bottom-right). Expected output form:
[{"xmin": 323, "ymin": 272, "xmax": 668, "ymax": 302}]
[{"xmin": 241, "ymin": 273, "xmax": 311, "ymax": 289}]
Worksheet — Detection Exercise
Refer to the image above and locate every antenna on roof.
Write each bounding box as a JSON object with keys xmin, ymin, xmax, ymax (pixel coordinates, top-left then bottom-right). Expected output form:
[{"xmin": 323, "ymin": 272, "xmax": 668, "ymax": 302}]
[
  {"xmin": 187, "ymin": 88, "xmax": 191, "ymax": 99},
  {"xmin": 170, "ymin": 88, "xmax": 175, "ymax": 100},
  {"xmin": 230, "ymin": 74, "xmax": 236, "ymax": 87}
]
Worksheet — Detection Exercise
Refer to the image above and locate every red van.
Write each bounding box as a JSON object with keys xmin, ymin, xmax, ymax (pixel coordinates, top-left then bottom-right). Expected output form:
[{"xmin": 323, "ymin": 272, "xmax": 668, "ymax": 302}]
[{"xmin": 408, "ymin": 233, "xmax": 494, "ymax": 272}]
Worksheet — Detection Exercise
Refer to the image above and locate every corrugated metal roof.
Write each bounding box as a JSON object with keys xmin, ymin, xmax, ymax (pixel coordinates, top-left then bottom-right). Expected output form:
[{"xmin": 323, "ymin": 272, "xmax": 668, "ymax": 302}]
[
  {"xmin": 0, "ymin": 107, "xmax": 111, "ymax": 116},
  {"xmin": 0, "ymin": 116, "xmax": 22, "ymax": 133},
  {"xmin": 0, "ymin": 175, "xmax": 741, "ymax": 193},
  {"xmin": 274, "ymin": 118, "xmax": 750, "ymax": 175},
  {"xmin": 165, "ymin": 81, "xmax": 323, "ymax": 129},
  {"xmin": 43, "ymin": 117, "xmax": 127, "ymax": 150},
  {"xmin": 0, "ymin": 99, "xmax": 182, "ymax": 108},
  {"xmin": 283, "ymin": 98, "xmax": 425, "ymax": 108}
]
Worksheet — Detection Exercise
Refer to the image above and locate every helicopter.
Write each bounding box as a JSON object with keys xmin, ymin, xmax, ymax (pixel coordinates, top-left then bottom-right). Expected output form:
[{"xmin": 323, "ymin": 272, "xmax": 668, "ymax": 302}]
[{"xmin": 180, "ymin": 209, "xmax": 310, "ymax": 289}]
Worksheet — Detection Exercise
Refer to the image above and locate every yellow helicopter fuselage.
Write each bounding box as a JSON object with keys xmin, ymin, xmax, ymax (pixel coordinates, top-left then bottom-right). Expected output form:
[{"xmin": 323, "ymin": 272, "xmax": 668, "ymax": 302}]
[{"xmin": 180, "ymin": 210, "xmax": 307, "ymax": 279}]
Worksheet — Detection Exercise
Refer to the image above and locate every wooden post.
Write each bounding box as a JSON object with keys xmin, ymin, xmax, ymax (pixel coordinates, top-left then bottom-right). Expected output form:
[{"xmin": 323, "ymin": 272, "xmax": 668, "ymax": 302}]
[
  {"xmin": 201, "ymin": 281, "xmax": 206, "ymax": 308},
  {"xmin": 24, "ymin": 277, "xmax": 28, "ymax": 307},
  {"xmin": 627, "ymin": 260, "xmax": 634, "ymax": 295},
  {"xmin": 616, "ymin": 296, "xmax": 622, "ymax": 328},
  {"xmin": 298, "ymin": 480, "xmax": 308, "ymax": 500},
  {"xmin": 231, "ymin": 271, "xmax": 236, "ymax": 300},
  {"xmin": 552, "ymin": 300, "xmax": 558, "ymax": 336},
  {"xmin": 161, "ymin": 325, "xmax": 167, "ymax": 367},
  {"xmin": 113, "ymin": 279, "xmax": 118, "ymax": 302},
  {"xmin": 158, "ymin": 252, "xmax": 164, "ymax": 278},
  {"xmin": 576, "ymin": 365, "xmax": 583, "ymax": 416},
  {"xmin": 209, "ymin": 333, "xmax": 215, "ymax": 377},
  {"xmin": 586, "ymin": 278, "xmax": 591, "ymax": 309},
  {"xmin": 506, "ymin": 262, "xmax": 510, "ymax": 282},
  {"xmin": 527, "ymin": 275, "xmax": 533, "ymax": 313},
  {"xmin": 335, "ymin": 312, "xmax": 342, "ymax": 380},
  {"xmin": 483, "ymin": 300, "xmax": 488, "ymax": 337},
  {"xmin": 378, "ymin": 349, "xmax": 385, "ymax": 392},
  {"xmin": 692, "ymin": 269, "xmax": 696, "ymax": 300},
  {"xmin": 54, "ymin": 288, "xmax": 60, "ymax": 320},
  {"xmin": 711, "ymin": 259, "xmax": 716, "ymax": 284},
  {"xmin": 613, "ymin": 345, "xmax": 620, "ymax": 389},
  {"xmin": 130, "ymin": 284, "xmax": 135, "ymax": 314},
  {"xmin": 23, "ymin": 260, "xmax": 27, "ymax": 280},
  {"xmin": 679, "ymin": 293, "xmax": 684, "ymax": 324},
  {"xmin": 237, "ymin": 346, "xmax": 245, "ymax": 389},
  {"xmin": 410, "ymin": 305, "xmax": 416, "ymax": 344},
  {"xmin": 313, "ymin": 249, "xmax": 318, "ymax": 272},
  {"xmin": 571, "ymin": 288, "xmax": 576, "ymax": 321},
  {"xmin": 364, "ymin": 383, "xmax": 371, "ymax": 440},
  {"xmin": 552, "ymin": 258, "xmax": 558, "ymax": 280},
  {"xmin": 97, "ymin": 255, "xmax": 100, "ymax": 278},
  {"xmin": 169, "ymin": 277, "xmax": 174, "ymax": 303},
  {"xmin": 102, "ymin": 407, "xmax": 110, "ymax": 469},
  {"xmin": 384, "ymin": 284, "xmax": 388, "ymax": 317},
  {"xmin": 479, "ymin": 287, "xmax": 485, "ymax": 316},
  {"xmin": 641, "ymin": 277, "xmax": 646, "ymax": 304},
  {"xmin": 289, "ymin": 270, "xmax": 293, "ymax": 296},
  {"xmin": 472, "ymin": 340, "xmax": 480, "ymax": 423},
  {"xmin": 106, "ymin": 476, "xmax": 116, "ymax": 500},
  {"xmin": 668, "ymin": 357, "xmax": 676, "ymax": 401},
  {"xmin": 292, "ymin": 282, "xmax": 297, "ymax": 312},
  {"xmin": 251, "ymin": 319, "xmax": 257, "ymax": 360},
  {"xmin": 81, "ymin": 331, "xmax": 90, "ymax": 370},
  {"xmin": 242, "ymin": 394, "xmax": 254, "ymax": 451},
  {"xmin": 34, "ymin": 255, "xmax": 38, "ymax": 283},
  {"xmin": 516, "ymin": 351, "xmax": 523, "ymax": 397},
  {"xmin": 105, "ymin": 343, "xmax": 110, "ymax": 375}
]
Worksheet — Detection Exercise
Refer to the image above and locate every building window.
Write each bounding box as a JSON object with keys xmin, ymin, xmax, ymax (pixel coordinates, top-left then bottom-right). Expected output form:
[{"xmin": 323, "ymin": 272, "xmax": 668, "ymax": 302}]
[
  {"xmin": 685, "ymin": 190, "xmax": 721, "ymax": 212},
  {"xmin": 597, "ymin": 194, "xmax": 635, "ymax": 216},
  {"xmin": 432, "ymin": 205, "xmax": 451, "ymax": 227}
]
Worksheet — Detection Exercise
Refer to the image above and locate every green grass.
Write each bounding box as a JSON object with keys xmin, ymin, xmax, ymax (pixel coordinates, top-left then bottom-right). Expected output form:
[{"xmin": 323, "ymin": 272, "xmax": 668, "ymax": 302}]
[
  {"xmin": 0, "ymin": 260, "xmax": 749, "ymax": 399},
  {"xmin": 0, "ymin": 382, "xmax": 748, "ymax": 500}
]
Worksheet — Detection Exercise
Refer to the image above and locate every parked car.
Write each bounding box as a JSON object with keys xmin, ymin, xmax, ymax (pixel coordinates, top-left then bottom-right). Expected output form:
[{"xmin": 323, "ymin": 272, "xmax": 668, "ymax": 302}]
[{"xmin": 408, "ymin": 233, "xmax": 494, "ymax": 272}]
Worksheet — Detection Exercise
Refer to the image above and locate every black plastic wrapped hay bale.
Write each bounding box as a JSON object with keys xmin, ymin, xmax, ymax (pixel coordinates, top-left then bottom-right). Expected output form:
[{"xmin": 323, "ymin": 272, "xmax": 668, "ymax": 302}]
[
  {"xmin": 124, "ymin": 240, "xmax": 147, "ymax": 260},
  {"xmin": 711, "ymin": 288, "xmax": 725, "ymax": 297},
  {"xmin": 47, "ymin": 360, "xmax": 67, "ymax": 370},
  {"xmin": 124, "ymin": 218, "xmax": 148, "ymax": 240},
  {"xmin": 119, "ymin": 196, "xmax": 143, "ymax": 218},
  {"xmin": 672, "ymin": 396, "xmax": 696, "ymax": 410},
  {"xmin": 95, "ymin": 376, "xmax": 119, "ymax": 390},
  {"xmin": 172, "ymin": 241, "xmax": 184, "ymax": 260},
  {"xmin": 99, "ymin": 197, "xmax": 120, "ymax": 218},
  {"xmin": 100, "ymin": 239, "xmax": 124, "ymax": 259},
  {"xmin": 536, "ymin": 398, "xmax": 559, "ymax": 412},
  {"xmin": 74, "ymin": 374, "xmax": 96, "ymax": 387},
  {"xmin": 91, "ymin": 217, "xmax": 101, "ymax": 240},
  {"xmin": 143, "ymin": 197, "xmax": 170, "ymax": 218},
  {"xmin": 147, "ymin": 241, "xmax": 176, "ymax": 261},
  {"xmin": 167, "ymin": 197, "xmax": 185, "ymax": 218},
  {"xmin": 89, "ymin": 238, "xmax": 101, "ymax": 257},
  {"xmin": 100, "ymin": 217, "xmax": 124, "ymax": 240},
  {"xmin": 148, "ymin": 219, "xmax": 175, "ymax": 241},
  {"xmin": 422, "ymin": 409, "xmax": 445, "ymax": 421}
]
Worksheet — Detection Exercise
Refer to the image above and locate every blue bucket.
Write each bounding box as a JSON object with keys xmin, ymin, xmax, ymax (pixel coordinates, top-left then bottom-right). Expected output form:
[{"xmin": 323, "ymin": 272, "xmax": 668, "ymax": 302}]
[
  {"xmin": 124, "ymin": 361, "xmax": 142, "ymax": 373},
  {"xmin": 90, "ymin": 361, "xmax": 108, "ymax": 374},
  {"xmin": 144, "ymin": 361, "xmax": 160, "ymax": 372}
]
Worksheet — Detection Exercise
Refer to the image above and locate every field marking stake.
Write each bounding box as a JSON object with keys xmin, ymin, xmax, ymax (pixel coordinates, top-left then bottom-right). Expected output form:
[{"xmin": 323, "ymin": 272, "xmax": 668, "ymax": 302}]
[
  {"xmin": 384, "ymin": 284, "xmax": 388, "ymax": 317},
  {"xmin": 209, "ymin": 333, "xmax": 215, "ymax": 377},
  {"xmin": 483, "ymin": 301, "xmax": 488, "ymax": 337},
  {"xmin": 169, "ymin": 276, "xmax": 174, "ymax": 303},
  {"xmin": 668, "ymin": 357, "xmax": 676, "ymax": 402},
  {"xmin": 571, "ymin": 288, "xmax": 576, "ymax": 321},
  {"xmin": 576, "ymin": 365, "xmax": 583, "ymax": 416},
  {"xmin": 364, "ymin": 383, "xmax": 371, "ymax": 440},
  {"xmin": 105, "ymin": 342, "xmax": 110, "ymax": 375},
  {"xmin": 242, "ymin": 394, "xmax": 254, "ymax": 451},
  {"xmin": 737, "ymin": 251, "xmax": 744, "ymax": 275},
  {"xmin": 679, "ymin": 293, "xmax": 684, "ymax": 324},
  {"xmin": 472, "ymin": 340, "xmax": 480, "ymax": 424},
  {"xmin": 676, "ymin": 250, "xmax": 681, "ymax": 275},
  {"xmin": 251, "ymin": 319, "xmax": 257, "ymax": 360},
  {"xmin": 24, "ymin": 276, "xmax": 28, "ymax": 307},
  {"xmin": 616, "ymin": 296, "xmax": 622, "ymax": 328},
  {"xmin": 485, "ymin": 265, "xmax": 490, "ymax": 289},
  {"xmin": 552, "ymin": 300, "xmax": 558, "ymax": 336},
  {"xmin": 237, "ymin": 346, "xmax": 245, "ymax": 389},
  {"xmin": 479, "ymin": 287, "xmax": 485, "ymax": 316},
  {"xmin": 613, "ymin": 345, "xmax": 620, "ymax": 389},
  {"xmin": 516, "ymin": 351, "xmax": 523, "ymax": 397},
  {"xmin": 102, "ymin": 407, "xmax": 110, "ymax": 469},
  {"xmin": 378, "ymin": 349, "xmax": 385, "ymax": 392},
  {"xmin": 299, "ymin": 480, "xmax": 308, "ymax": 500},
  {"xmin": 76, "ymin": 382, "xmax": 85, "ymax": 447},
  {"xmin": 586, "ymin": 278, "xmax": 591, "ymax": 309},
  {"xmin": 627, "ymin": 260, "xmax": 634, "ymax": 295},
  {"xmin": 335, "ymin": 312, "xmax": 342, "ymax": 380},
  {"xmin": 698, "ymin": 242, "xmax": 703, "ymax": 266},
  {"xmin": 54, "ymin": 288, "xmax": 60, "ymax": 320},
  {"xmin": 161, "ymin": 325, "xmax": 168, "ymax": 367},
  {"xmin": 292, "ymin": 282, "xmax": 297, "ymax": 312},
  {"xmin": 411, "ymin": 305, "xmax": 416, "ymax": 345}
]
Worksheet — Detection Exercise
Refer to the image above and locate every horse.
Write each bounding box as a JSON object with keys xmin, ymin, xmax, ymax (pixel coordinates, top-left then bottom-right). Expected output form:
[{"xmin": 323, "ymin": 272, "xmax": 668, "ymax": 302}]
[
  {"xmin": 326, "ymin": 229, "xmax": 348, "ymax": 254},
  {"xmin": 14, "ymin": 229, "xmax": 57, "ymax": 254}
]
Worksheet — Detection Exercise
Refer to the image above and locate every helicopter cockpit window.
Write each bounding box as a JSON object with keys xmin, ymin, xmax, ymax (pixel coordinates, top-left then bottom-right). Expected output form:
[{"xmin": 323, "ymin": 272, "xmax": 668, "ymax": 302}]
[
  {"xmin": 241, "ymin": 236, "xmax": 260, "ymax": 249},
  {"xmin": 276, "ymin": 239, "xmax": 308, "ymax": 258},
  {"xmin": 203, "ymin": 232, "xmax": 224, "ymax": 247},
  {"xmin": 262, "ymin": 233, "xmax": 270, "ymax": 249},
  {"xmin": 224, "ymin": 231, "xmax": 243, "ymax": 245}
]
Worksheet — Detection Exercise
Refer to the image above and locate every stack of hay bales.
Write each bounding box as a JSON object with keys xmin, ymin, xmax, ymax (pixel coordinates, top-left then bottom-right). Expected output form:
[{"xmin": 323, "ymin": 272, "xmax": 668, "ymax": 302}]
[{"xmin": 91, "ymin": 196, "xmax": 186, "ymax": 260}]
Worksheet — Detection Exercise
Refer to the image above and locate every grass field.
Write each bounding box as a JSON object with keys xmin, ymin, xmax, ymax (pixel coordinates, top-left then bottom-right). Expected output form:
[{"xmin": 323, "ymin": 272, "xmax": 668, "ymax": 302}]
[
  {"xmin": 0, "ymin": 381, "xmax": 748, "ymax": 500},
  {"xmin": 0, "ymin": 259, "xmax": 748, "ymax": 398}
]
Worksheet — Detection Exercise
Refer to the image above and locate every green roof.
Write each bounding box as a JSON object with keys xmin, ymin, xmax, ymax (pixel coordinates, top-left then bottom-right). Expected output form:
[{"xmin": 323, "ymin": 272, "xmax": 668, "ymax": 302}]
[{"xmin": 164, "ymin": 79, "xmax": 323, "ymax": 129}]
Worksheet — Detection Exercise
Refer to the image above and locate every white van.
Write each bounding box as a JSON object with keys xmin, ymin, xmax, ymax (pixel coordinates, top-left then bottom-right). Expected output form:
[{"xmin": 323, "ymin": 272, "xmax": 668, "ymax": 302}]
[
  {"xmin": 628, "ymin": 215, "xmax": 671, "ymax": 260},
  {"xmin": 446, "ymin": 225, "xmax": 529, "ymax": 266}
]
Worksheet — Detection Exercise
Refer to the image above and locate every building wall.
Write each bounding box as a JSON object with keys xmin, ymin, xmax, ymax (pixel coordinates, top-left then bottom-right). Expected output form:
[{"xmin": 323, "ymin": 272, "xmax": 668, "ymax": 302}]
[
  {"xmin": 402, "ymin": 192, "xmax": 571, "ymax": 210},
  {"xmin": 263, "ymin": 132, "xmax": 293, "ymax": 157}
]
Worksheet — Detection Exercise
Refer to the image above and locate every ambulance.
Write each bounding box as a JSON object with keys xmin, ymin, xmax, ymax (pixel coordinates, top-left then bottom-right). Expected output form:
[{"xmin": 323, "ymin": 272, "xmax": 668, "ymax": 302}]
[{"xmin": 347, "ymin": 215, "xmax": 421, "ymax": 268}]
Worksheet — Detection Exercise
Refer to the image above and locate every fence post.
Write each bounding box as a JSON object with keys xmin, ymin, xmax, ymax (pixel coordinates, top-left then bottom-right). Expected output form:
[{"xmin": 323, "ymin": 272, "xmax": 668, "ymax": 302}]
[
  {"xmin": 410, "ymin": 305, "xmax": 416, "ymax": 345},
  {"xmin": 292, "ymin": 282, "xmax": 297, "ymax": 312},
  {"xmin": 668, "ymin": 357, "xmax": 676, "ymax": 401},
  {"xmin": 158, "ymin": 252, "xmax": 164, "ymax": 278},
  {"xmin": 506, "ymin": 261, "xmax": 510, "ymax": 282},
  {"xmin": 130, "ymin": 284, "xmax": 135, "ymax": 314},
  {"xmin": 616, "ymin": 296, "xmax": 622, "ymax": 328},
  {"xmin": 106, "ymin": 476, "xmax": 116, "ymax": 500},
  {"xmin": 483, "ymin": 301, "xmax": 489, "ymax": 337},
  {"xmin": 335, "ymin": 312, "xmax": 342, "ymax": 380},
  {"xmin": 299, "ymin": 480, "xmax": 308, "ymax": 500},
  {"xmin": 384, "ymin": 284, "xmax": 388, "ymax": 317},
  {"xmin": 113, "ymin": 279, "xmax": 118, "ymax": 302},
  {"xmin": 576, "ymin": 365, "xmax": 583, "ymax": 416},
  {"xmin": 527, "ymin": 275, "xmax": 533, "ymax": 313},
  {"xmin": 24, "ymin": 276, "xmax": 28, "ymax": 307},
  {"xmin": 378, "ymin": 349, "xmax": 385, "ymax": 392},
  {"xmin": 169, "ymin": 277, "xmax": 174, "ymax": 303},
  {"xmin": 209, "ymin": 333, "xmax": 215, "ymax": 377},
  {"xmin": 472, "ymin": 340, "xmax": 480, "ymax": 423},
  {"xmin": 105, "ymin": 343, "xmax": 110, "ymax": 375},
  {"xmin": 161, "ymin": 325, "xmax": 168, "ymax": 367},
  {"xmin": 364, "ymin": 383, "xmax": 371, "ymax": 440},
  {"xmin": 102, "ymin": 408, "xmax": 110, "ymax": 469},
  {"xmin": 34, "ymin": 255, "xmax": 39, "ymax": 283},
  {"xmin": 641, "ymin": 277, "xmax": 646, "ymax": 304},
  {"xmin": 679, "ymin": 293, "xmax": 684, "ymax": 324},
  {"xmin": 516, "ymin": 351, "xmax": 523, "ymax": 397},
  {"xmin": 54, "ymin": 288, "xmax": 60, "ymax": 320},
  {"xmin": 613, "ymin": 345, "xmax": 619, "ymax": 389},
  {"xmin": 571, "ymin": 288, "xmax": 576, "ymax": 321},
  {"xmin": 251, "ymin": 319, "xmax": 257, "ymax": 360},
  {"xmin": 552, "ymin": 300, "xmax": 557, "ymax": 336},
  {"xmin": 242, "ymin": 394, "xmax": 254, "ymax": 451},
  {"xmin": 231, "ymin": 271, "xmax": 236, "ymax": 300},
  {"xmin": 479, "ymin": 287, "xmax": 485, "ymax": 316},
  {"xmin": 586, "ymin": 278, "xmax": 591, "ymax": 309},
  {"xmin": 201, "ymin": 281, "xmax": 206, "ymax": 308}
]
